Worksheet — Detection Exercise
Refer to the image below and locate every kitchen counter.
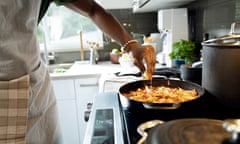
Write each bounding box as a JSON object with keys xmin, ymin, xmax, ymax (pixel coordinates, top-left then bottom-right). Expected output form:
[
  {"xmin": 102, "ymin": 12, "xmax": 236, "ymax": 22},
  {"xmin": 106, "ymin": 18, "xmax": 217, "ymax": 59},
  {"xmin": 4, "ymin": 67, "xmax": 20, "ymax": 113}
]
[
  {"xmin": 50, "ymin": 61, "xmax": 165, "ymax": 93},
  {"xmin": 50, "ymin": 61, "xmax": 164, "ymax": 79},
  {"xmin": 49, "ymin": 61, "xmax": 121, "ymax": 79}
]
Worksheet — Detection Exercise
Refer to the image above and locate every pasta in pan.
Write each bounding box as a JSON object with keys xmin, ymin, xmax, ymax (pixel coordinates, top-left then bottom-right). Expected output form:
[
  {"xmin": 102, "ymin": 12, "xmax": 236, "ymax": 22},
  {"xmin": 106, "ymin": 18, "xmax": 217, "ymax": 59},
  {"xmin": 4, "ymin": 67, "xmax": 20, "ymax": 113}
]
[{"xmin": 122, "ymin": 86, "xmax": 197, "ymax": 103}]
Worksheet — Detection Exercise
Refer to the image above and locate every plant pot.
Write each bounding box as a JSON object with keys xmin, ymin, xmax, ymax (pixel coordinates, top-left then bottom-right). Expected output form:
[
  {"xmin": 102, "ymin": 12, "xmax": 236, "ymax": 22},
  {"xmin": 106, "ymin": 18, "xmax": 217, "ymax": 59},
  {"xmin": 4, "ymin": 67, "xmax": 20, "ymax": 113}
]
[
  {"xmin": 173, "ymin": 59, "xmax": 185, "ymax": 68},
  {"xmin": 109, "ymin": 53, "xmax": 121, "ymax": 64}
]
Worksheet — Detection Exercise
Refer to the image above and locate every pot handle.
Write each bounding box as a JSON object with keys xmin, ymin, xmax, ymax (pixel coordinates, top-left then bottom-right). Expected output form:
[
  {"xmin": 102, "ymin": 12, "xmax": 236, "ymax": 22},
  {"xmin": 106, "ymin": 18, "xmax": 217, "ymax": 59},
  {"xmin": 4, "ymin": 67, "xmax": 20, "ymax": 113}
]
[
  {"xmin": 203, "ymin": 22, "xmax": 240, "ymax": 44},
  {"xmin": 137, "ymin": 120, "xmax": 165, "ymax": 144},
  {"xmin": 230, "ymin": 22, "xmax": 240, "ymax": 35},
  {"xmin": 143, "ymin": 103, "xmax": 181, "ymax": 110},
  {"xmin": 222, "ymin": 119, "xmax": 240, "ymax": 143}
]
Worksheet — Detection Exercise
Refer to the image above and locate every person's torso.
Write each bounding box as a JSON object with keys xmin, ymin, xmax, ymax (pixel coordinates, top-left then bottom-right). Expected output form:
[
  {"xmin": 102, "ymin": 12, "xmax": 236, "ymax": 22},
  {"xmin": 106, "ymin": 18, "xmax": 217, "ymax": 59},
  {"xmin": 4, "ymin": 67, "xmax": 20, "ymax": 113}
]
[{"xmin": 0, "ymin": 0, "xmax": 42, "ymax": 80}]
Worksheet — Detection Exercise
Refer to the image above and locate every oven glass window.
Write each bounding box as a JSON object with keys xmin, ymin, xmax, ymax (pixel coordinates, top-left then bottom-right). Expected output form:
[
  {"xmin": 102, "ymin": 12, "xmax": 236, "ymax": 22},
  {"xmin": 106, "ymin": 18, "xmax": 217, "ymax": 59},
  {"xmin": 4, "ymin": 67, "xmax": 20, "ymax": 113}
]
[{"xmin": 91, "ymin": 109, "xmax": 114, "ymax": 144}]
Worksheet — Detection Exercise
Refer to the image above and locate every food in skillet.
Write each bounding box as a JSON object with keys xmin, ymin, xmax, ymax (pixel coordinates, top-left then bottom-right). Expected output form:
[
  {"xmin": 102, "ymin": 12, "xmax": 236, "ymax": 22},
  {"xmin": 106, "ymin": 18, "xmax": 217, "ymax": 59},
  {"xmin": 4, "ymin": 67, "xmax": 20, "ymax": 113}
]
[{"xmin": 122, "ymin": 86, "xmax": 197, "ymax": 103}]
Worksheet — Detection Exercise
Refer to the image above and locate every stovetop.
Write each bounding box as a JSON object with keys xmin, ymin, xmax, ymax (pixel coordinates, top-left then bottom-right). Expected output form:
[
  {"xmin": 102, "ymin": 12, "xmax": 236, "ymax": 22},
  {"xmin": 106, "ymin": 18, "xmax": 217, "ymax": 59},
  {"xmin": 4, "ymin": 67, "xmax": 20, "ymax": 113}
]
[
  {"xmin": 85, "ymin": 67, "xmax": 240, "ymax": 144},
  {"xmin": 120, "ymin": 91, "xmax": 240, "ymax": 144}
]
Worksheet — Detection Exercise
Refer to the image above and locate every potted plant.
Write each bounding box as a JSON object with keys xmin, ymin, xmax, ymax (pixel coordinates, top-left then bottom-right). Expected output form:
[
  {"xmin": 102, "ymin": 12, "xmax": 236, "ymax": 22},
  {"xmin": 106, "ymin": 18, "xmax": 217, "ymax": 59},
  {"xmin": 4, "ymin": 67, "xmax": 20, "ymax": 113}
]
[
  {"xmin": 109, "ymin": 48, "xmax": 122, "ymax": 64},
  {"xmin": 169, "ymin": 39, "xmax": 196, "ymax": 67}
]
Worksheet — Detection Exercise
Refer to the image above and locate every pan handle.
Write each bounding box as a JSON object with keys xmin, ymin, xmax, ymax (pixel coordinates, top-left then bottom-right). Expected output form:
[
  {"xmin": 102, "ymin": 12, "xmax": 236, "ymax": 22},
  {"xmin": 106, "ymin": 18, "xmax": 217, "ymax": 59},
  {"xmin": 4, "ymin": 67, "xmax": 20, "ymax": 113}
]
[
  {"xmin": 143, "ymin": 103, "xmax": 181, "ymax": 110},
  {"xmin": 137, "ymin": 120, "xmax": 165, "ymax": 144}
]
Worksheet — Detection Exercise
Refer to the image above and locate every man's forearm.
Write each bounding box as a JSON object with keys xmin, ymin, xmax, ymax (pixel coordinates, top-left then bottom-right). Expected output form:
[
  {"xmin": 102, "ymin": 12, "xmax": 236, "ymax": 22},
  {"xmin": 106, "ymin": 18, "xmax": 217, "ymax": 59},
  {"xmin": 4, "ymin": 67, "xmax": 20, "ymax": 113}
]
[{"xmin": 66, "ymin": 0, "xmax": 133, "ymax": 46}]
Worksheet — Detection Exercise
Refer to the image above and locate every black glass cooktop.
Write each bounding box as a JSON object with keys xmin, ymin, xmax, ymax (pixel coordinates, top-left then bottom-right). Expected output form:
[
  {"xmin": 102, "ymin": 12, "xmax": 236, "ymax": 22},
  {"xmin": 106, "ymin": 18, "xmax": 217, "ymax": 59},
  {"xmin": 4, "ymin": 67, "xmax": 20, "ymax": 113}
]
[{"xmin": 120, "ymin": 91, "xmax": 240, "ymax": 144}]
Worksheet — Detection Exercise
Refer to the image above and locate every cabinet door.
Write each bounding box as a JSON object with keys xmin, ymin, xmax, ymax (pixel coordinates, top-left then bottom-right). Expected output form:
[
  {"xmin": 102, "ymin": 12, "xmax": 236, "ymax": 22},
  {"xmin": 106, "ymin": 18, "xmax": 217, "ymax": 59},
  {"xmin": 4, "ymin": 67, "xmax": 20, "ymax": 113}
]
[
  {"xmin": 57, "ymin": 100, "xmax": 80, "ymax": 144},
  {"xmin": 52, "ymin": 79, "xmax": 80, "ymax": 144},
  {"xmin": 75, "ymin": 77, "xmax": 99, "ymax": 144}
]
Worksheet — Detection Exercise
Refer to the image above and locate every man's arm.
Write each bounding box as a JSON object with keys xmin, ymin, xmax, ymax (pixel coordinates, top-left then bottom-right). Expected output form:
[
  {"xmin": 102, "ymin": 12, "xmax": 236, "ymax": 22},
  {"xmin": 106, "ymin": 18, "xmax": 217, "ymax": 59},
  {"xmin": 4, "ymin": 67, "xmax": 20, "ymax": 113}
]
[
  {"xmin": 66, "ymin": 0, "xmax": 156, "ymax": 78},
  {"xmin": 66, "ymin": 0, "xmax": 132, "ymax": 45}
]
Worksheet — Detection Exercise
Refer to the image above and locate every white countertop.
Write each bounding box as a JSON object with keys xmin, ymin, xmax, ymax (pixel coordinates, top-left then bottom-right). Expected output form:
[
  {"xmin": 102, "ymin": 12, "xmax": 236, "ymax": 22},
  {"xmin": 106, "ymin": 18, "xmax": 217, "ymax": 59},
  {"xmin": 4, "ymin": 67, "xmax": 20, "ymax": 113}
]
[
  {"xmin": 50, "ymin": 60, "xmax": 164, "ymax": 80},
  {"xmin": 50, "ymin": 60, "xmax": 166, "ymax": 93},
  {"xmin": 50, "ymin": 61, "xmax": 122, "ymax": 79}
]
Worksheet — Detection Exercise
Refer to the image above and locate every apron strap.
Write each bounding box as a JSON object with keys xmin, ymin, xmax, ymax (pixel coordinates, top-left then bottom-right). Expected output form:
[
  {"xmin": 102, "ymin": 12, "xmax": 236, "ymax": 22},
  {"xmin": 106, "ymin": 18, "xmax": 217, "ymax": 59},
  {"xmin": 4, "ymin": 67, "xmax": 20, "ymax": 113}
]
[{"xmin": 0, "ymin": 75, "xmax": 30, "ymax": 144}]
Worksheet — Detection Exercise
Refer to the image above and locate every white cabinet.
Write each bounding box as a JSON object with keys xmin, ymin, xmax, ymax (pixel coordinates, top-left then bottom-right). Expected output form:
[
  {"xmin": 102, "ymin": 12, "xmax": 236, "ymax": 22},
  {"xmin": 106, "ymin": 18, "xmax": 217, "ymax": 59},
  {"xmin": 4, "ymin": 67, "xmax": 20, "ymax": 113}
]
[
  {"xmin": 75, "ymin": 76, "xmax": 99, "ymax": 143},
  {"xmin": 51, "ymin": 79, "xmax": 80, "ymax": 144},
  {"xmin": 51, "ymin": 75, "xmax": 100, "ymax": 144}
]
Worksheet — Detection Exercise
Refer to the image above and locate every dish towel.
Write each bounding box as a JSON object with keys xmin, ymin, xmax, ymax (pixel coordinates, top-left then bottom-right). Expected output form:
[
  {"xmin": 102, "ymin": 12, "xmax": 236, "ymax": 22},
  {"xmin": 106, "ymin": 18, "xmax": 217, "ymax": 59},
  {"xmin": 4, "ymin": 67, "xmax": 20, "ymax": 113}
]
[{"xmin": 0, "ymin": 75, "xmax": 30, "ymax": 144}]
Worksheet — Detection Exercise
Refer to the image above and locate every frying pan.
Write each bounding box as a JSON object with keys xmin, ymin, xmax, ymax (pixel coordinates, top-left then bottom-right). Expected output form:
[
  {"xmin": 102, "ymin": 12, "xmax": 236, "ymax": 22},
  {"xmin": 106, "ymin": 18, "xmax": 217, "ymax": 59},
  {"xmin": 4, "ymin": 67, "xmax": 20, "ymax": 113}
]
[{"xmin": 119, "ymin": 78, "xmax": 205, "ymax": 110}]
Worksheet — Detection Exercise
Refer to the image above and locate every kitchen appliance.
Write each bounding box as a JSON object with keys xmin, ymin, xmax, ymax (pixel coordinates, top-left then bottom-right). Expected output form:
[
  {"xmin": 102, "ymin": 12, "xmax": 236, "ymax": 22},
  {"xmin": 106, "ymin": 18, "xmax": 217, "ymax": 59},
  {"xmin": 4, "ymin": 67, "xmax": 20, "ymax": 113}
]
[
  {"xmin": 83, "ymin": 92, "xmax": 125, "ymax": 144},
  {"xmin": 157, "ymin": 8, "xmax": 189, "ymax": 67},
  {"xmin": 137, "ymin": 118, "xmax": 232, "ymax": 144},
  {"xmin": 84, "ymin": 90, "xmax": 240, "ymax": 144},
  {"xmin": 201, "ymin": 22, "xmax": 240, "ymax": 108},
  {"xmin": 84, "ymin": 65, "xmax": 240, "ymax": 144}
]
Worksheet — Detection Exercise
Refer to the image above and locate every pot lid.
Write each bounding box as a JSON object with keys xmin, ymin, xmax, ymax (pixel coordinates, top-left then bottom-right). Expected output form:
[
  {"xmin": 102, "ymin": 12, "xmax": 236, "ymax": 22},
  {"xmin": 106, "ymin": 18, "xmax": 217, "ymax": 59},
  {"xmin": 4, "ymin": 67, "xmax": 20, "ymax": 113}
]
[
  {"xmin": 145, "ymin": 118, "xmax": 231, "ymax": 144},
  {"xmin": 202, "ymin": 22, "xmax": 240, "ymax": 46}
]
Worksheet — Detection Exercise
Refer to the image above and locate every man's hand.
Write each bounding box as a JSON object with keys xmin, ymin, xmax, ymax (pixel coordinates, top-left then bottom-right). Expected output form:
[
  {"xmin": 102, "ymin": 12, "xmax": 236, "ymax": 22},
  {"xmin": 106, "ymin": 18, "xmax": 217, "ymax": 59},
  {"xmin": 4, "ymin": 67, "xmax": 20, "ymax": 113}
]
[{"xmin": 128, "ymin": 43, "xmax": 156, "ymax": 80}]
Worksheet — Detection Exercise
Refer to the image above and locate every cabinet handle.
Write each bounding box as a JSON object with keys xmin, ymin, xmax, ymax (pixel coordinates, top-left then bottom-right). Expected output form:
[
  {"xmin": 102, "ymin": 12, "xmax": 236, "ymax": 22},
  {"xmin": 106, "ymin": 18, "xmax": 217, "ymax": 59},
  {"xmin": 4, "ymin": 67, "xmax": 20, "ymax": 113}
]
[
  {"xmin": 87, "ymin": 102, "xmax": 93, "ymax": 110},
  {"xmin": 79, "ymin": 83, "xmax": 98, "ymax": 87},
  {"xmin": 84, "ymin": 111, "xmax": 91, "ymax": 122}
]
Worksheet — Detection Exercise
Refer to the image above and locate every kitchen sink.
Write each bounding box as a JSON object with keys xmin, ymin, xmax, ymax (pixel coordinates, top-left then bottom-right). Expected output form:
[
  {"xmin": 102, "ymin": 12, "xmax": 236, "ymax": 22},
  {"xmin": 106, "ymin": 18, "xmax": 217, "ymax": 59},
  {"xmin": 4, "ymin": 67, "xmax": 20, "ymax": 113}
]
[{"xmin": 48, "ymin": 63, "xmax": 73, "ymax": 74}]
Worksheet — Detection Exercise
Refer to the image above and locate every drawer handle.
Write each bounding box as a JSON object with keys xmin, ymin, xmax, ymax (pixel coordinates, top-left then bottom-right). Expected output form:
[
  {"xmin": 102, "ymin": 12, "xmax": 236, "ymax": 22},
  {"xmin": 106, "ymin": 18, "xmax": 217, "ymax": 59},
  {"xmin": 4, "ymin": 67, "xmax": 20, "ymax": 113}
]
[{"xmin": 79, "ymin": 84, "xmax": 98, "ymax": 87}]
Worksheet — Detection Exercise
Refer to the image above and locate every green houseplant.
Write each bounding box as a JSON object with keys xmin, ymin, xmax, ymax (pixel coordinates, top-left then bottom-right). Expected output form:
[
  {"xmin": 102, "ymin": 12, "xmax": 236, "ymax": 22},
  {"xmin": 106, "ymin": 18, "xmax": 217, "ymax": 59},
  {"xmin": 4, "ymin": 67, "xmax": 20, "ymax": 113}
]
[{"xmin": 169, "ymin": 39, "xmax": 196, "ymax": 65}]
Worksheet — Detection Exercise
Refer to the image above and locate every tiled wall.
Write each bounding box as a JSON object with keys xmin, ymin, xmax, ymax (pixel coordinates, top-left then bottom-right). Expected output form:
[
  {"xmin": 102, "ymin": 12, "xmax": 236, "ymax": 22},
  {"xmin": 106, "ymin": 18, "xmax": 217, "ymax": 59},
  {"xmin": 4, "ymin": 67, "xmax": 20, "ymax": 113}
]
[
  {"xmin": 109, "ymin": 9, "xmax": 158, "ymax": 38},
  {"xmin": 107, "ymin": 0, "xmax": 237, "ymax": 56},
  {"xmin": 109, "ymin": 0, "xmax": 237, "ymax": 44},
  {"xmin": 186, "ymin": 0, "xmax": 236, "ymax": 42}
]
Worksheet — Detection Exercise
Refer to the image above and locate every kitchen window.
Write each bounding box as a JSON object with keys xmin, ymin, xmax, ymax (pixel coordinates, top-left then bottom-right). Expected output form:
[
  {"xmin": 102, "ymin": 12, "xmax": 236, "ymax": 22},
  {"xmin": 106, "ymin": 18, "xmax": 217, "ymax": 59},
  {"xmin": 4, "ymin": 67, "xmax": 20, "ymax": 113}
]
[{"xmin": 37, "ymin": 3, "xmax": 103, "ymax": 52}]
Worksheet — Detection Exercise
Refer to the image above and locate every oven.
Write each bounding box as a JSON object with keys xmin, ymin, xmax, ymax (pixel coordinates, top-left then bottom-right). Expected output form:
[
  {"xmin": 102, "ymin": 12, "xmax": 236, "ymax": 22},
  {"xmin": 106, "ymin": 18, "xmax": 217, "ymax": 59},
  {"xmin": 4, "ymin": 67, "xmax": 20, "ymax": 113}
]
[
  {"xmin": 84, "ymin": 68, "xmax": 240, "ymax": 144},
  {"xmin": 83, "ymin": 92, "xmax": 126, "ymax": 144}
]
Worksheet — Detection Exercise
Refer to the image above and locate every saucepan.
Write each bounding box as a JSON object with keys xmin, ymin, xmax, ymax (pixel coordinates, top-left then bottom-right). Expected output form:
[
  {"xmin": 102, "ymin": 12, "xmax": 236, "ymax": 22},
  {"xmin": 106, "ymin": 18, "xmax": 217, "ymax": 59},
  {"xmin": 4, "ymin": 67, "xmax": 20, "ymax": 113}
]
[
  {"xmin": 119, "ymin": 78, "xmax": 205, "ymax": 110},
  {"xmin": 201, "ymin": 22, "xmax": 240, "ymax": 108},
  {"xmin": 137, "ymin": 118, "xmax": 234, "ymax": 144}
]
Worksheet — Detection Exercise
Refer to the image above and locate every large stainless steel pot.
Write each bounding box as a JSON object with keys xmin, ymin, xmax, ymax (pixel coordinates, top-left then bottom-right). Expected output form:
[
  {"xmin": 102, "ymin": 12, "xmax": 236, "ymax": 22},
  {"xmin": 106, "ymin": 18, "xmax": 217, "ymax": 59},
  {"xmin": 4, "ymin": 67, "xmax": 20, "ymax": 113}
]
[
  {"xmin": 201, "ymin": 22, "xmax": 240, "ymax": 108},
  {"xmin": 137, "ymin": 118, "xmax": 240, "ymax": 144}
]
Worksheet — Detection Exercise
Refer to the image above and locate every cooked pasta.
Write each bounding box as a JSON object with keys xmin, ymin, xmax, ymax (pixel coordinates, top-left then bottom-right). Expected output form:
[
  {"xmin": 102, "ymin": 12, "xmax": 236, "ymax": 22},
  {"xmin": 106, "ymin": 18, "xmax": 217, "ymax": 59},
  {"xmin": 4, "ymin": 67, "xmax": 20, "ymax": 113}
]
[{"xmin": 122, "ymin": 86, "xmax": 197, "ymax": 103}]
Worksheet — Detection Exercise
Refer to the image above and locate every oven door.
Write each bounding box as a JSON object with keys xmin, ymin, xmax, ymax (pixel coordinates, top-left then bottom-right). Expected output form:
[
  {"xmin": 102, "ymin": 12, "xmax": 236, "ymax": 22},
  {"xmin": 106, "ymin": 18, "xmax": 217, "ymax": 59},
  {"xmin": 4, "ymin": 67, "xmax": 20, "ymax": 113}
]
[{"xmin": 83, "ymin": 92, "xmax": 127, "ymax": 144}]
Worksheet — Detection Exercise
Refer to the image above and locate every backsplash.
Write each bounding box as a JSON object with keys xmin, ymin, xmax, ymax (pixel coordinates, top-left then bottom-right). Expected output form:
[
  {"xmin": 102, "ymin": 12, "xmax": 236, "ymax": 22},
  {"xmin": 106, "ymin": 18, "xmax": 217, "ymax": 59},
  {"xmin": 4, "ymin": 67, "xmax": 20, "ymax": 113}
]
[
  {"xmin": 49, "ymin": 0, "xmax": 238, "ymax": 64},
  {"xmin": 108, "ymin": 9, "xmax": 158, "ymax": 36},
  {"xmin": 186, "ymin": 0, "xmax": 237, "ymax": 42}
]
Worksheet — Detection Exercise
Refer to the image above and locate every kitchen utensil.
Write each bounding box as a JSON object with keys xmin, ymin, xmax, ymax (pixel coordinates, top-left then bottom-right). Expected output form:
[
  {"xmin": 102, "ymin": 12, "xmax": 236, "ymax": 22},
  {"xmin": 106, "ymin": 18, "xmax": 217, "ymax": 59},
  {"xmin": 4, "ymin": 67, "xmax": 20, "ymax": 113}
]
[
  {"xmin": 119, "ymin": 78, "xmax": 205, "ymax": 110},
  {"xmin": 137, "ymin": 118, "xmax": 232, "ymax": 144},
  {"xmin": 201, "ymin": 22, "xmax": 240, "ymax": 108}
]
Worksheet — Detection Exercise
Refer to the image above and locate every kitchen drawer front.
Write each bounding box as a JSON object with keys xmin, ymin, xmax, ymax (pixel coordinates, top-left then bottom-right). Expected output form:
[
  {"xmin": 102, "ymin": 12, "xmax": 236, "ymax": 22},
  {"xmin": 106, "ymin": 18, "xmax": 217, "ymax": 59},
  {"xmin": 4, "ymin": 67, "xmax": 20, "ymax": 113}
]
[
  {"xmin": 51, "ymin": 79, "xmax": 75, "ymax": 100},
  {"xmin": 76, "ymin": 77, "xmax": 99, "ymax": 87}
]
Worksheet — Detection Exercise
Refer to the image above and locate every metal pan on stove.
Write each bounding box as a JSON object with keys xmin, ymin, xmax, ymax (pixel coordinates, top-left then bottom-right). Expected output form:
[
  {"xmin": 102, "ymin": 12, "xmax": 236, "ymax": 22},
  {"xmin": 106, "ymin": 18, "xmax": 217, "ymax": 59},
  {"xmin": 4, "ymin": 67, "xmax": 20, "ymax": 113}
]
[
  {"xmin": 119, "ymin": 78, "xmax": 205, "ymax": 110},
  {"xmin": 137, "ymin": 118, "xmax": 233, "ymax": 144}
]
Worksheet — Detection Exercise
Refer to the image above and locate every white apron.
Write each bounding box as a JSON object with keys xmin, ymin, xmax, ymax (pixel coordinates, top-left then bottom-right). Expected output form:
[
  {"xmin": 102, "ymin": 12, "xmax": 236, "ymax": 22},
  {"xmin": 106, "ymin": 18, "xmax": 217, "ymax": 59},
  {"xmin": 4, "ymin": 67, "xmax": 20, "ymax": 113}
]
[{"xmin": 0, "ymin": 0, "xmax": 62, "ymax": 144}]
